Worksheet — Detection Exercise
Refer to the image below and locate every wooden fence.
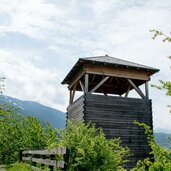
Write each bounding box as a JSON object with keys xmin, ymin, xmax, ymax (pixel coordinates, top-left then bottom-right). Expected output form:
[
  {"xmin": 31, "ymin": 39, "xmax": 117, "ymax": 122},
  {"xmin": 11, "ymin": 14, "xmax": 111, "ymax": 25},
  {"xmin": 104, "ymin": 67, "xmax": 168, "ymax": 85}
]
[{"xmin": 20, "ymin": 147, "xmax": 66, "ymax": 171}]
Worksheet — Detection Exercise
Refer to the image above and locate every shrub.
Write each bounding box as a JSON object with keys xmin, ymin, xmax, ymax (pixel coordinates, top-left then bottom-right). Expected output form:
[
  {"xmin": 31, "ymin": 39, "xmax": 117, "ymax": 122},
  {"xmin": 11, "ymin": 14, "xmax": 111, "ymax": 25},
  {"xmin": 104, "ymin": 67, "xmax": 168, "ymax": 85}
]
[
  {"xmin": 0, "ymin": 105, "xmax": 58, "ymax": 165},
  {"xmin": 51, "ymin": 121, "xmax": 130, "ymax": 171}
]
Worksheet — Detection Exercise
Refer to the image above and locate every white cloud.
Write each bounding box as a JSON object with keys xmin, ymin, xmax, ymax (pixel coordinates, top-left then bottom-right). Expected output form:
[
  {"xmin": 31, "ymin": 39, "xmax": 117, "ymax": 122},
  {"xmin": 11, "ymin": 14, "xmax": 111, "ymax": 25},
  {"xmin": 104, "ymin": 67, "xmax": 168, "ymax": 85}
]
[
  {"xmin": 0, "ymin": 0, "xmax": 62, "ymax": 39},
  {"xmin": 0, "ymin": 49, "xmax": 68, "ymax": 111}
]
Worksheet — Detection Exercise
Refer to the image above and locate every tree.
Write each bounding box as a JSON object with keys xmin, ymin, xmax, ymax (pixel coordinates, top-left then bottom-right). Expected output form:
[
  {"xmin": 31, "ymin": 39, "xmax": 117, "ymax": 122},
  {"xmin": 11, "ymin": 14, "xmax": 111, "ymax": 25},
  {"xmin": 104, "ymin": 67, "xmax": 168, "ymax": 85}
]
[{"xmin": 0, "ymin": 105, "xmax": 58, "ymax": 165}]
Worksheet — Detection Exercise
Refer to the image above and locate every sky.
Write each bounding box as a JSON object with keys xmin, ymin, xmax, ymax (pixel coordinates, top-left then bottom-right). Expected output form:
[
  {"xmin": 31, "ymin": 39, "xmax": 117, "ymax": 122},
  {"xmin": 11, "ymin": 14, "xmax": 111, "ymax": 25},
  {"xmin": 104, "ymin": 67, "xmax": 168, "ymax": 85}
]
[{"xmin": 0, "ymin": 0, "xmax": 171, "ymax": 132}]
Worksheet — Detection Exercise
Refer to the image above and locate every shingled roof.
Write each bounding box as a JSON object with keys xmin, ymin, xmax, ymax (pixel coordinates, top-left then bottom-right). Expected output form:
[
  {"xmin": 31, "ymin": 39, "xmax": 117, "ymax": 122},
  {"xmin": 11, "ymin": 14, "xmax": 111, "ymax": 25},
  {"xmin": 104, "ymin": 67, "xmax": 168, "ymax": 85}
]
[{"xmin": 62, "ymin": 55, "xmax": 159, "ymax": 84}]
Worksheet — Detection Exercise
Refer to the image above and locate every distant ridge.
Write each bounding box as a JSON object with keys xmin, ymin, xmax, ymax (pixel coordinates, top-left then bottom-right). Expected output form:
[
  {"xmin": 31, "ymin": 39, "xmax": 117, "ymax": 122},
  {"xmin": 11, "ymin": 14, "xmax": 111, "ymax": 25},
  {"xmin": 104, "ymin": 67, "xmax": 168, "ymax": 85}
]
[{"xmin": 0, "ymin": 95, "xmax": 66, "ymax": 129}]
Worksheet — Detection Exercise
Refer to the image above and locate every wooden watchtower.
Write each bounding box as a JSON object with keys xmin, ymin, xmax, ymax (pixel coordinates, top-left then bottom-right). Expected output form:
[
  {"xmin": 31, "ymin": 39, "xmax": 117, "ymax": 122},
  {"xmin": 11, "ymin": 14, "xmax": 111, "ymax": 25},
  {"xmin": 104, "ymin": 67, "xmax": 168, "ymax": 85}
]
[{"xmin": 61, "ymin": 55, "xmax": 159, "ymax": 169}]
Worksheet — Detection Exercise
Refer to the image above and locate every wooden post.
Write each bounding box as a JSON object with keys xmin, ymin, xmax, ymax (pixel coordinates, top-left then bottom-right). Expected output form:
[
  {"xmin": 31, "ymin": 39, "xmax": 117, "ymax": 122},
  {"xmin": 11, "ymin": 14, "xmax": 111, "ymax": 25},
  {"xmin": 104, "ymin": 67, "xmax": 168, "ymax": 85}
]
[
  {"xmin": 125, "ymin": 84, "xmax": 131, "ymax": 97},
  {"xmin": 70, "ymin": 82, "xmax": 78, "ymax": 103},
  {"xmin": 19, "ymin": 149, "xmax": 23, "ymax": 162},
  {"xmin": 85, "ymin": 74, "xmax": 89, "ymax": 93},
  {"xmin": 49, "ymin": 154, "xmax": 54, "ymax": 171},
  {"xmin": 69, "ymin": 90, "xmax": 72, "ymax": 105},
  {"xmin": 63, "ymin": 148, "xmax": 69, "ymax": 171},
  {"xmin": 145, "ymin": 81, "xmax": 149, "ymax": 99}
]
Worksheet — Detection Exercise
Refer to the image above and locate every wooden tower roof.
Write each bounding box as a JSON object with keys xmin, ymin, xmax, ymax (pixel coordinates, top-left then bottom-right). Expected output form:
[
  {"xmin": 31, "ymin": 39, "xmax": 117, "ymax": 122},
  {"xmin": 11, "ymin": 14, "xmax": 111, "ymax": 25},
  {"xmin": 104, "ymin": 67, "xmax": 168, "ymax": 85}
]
[
  {"xmin": 62, "ymin": 55, "xmax": 159, "ymax": 97},
  {"xmin": 62, "ymin": 55, "xmax": 159, "ymax": 85}
]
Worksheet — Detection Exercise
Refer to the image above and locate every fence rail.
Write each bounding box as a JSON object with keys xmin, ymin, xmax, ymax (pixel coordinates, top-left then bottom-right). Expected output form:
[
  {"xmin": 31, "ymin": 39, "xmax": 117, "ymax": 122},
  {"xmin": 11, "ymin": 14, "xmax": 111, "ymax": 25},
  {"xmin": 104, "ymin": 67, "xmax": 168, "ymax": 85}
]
[{"xmin": 20, "ymin": 147, "xmax": 66, "ymax": 171}]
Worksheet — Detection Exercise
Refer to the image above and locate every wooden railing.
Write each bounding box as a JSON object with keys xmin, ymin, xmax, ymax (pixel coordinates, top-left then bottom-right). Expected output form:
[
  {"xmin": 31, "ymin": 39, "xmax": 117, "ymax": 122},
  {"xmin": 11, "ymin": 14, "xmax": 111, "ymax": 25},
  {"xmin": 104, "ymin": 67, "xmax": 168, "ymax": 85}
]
[{"xmin": 20, "ymin": 147, "xmax": 66, "ymax": 171}]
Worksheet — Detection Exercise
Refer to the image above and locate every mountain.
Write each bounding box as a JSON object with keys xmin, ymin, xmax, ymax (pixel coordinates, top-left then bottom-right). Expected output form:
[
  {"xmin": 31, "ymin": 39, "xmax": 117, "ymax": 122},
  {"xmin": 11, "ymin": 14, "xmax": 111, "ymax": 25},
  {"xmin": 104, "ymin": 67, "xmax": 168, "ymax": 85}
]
[
  {"xmin": 154, "ymin": 132, "xmax": 171, "ymax": 149},
  {"xmin": 0, "ymin": 95, "xmax": 66, "ymax": 129}
]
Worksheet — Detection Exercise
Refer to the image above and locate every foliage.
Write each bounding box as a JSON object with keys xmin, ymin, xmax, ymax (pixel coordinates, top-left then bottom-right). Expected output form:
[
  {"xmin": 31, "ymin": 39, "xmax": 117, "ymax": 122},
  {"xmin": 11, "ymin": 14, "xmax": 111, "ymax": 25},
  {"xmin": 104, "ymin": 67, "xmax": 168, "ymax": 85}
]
[
  {"xmin": 150, "ymin": 29, "xmax": 171, "ymax": 42},
  {"xmin": 0, "ymin": 104, "xmax": 130, "ymax": 170},
  {"xmin": 131, "ymin": 122, "xmax": 171, "ymax": 171},
  {"xmin": 50, "ymin": 121, "xmax": 130, "ymax": 171},
  {"xmin": 4, "ymin": 162, "xmax": 33, "ymax": 171},
  {"xmin": 0, "ymin": 105, "xmax": 58, "ymax": 165}
]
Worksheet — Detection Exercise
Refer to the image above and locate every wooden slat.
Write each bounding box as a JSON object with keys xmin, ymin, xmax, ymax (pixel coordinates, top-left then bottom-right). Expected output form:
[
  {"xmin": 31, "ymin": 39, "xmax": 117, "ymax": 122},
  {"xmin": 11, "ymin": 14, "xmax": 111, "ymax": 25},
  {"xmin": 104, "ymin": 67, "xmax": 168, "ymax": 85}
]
[
  {"xmin": 22, "ymin": 157, "xmax": 64, "ymax": 168},
  {"xmin": 23, "ymin": 147, "xmax": 66, "ymax": 155},
  {"xmin": 90, "ymin": 76, "xmax": 109, "ymax": 93}
]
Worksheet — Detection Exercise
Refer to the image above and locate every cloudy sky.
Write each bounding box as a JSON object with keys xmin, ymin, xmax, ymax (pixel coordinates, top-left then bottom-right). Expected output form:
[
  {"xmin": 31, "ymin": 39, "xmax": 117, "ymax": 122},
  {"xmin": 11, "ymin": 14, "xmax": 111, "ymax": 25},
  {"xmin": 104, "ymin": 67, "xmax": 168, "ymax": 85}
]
[{"xmin": 0, "ymin": 0, "xmax": 171, "ymax": 132}]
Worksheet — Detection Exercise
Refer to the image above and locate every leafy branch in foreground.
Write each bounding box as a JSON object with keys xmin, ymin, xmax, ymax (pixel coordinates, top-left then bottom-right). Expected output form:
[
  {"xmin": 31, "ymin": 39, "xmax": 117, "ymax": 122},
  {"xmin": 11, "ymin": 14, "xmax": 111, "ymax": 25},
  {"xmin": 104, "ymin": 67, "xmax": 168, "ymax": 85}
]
[
  {"xmin": 131, "ymin": 122, "xmax": 171, "ymax": 171},
  {"xmin": 150, "ymin": 29, "xmax": 171, "ymax": 42},
  {"xmin": 150, "ymin": 29, "xmax": 171, "ymax": 112}
]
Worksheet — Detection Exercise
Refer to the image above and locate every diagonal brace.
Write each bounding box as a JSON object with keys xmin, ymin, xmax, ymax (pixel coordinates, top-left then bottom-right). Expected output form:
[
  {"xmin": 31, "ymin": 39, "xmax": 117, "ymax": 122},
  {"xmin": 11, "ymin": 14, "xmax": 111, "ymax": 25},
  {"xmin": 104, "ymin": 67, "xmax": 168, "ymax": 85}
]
[
  {"xmin": 90, "ymin": 76, "xmax": 109, "ymax": 94},
  {"xmin": 127, "ymin": 79, "xmax": 146, "ymax": 99}
]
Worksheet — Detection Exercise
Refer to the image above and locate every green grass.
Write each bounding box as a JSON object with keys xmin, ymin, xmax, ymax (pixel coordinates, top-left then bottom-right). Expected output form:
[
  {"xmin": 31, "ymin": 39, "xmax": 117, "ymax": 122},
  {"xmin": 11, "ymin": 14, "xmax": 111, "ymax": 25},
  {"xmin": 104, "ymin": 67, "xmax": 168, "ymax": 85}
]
[{"xmin": 4, "ymin": 163, "xmax": 33, "ymax": 171}]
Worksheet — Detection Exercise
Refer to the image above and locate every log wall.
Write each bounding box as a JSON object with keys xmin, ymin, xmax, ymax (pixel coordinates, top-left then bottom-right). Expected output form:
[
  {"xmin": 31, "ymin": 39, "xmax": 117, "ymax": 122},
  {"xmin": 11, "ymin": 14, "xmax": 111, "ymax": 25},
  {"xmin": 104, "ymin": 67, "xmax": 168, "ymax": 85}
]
[
  {"xmin": 67, "ymin": 94, "xmax": 153, "ymax": 169},
  {"xmin": 67, "ymin": 95, "xmax": 85, "ymax": 122}
]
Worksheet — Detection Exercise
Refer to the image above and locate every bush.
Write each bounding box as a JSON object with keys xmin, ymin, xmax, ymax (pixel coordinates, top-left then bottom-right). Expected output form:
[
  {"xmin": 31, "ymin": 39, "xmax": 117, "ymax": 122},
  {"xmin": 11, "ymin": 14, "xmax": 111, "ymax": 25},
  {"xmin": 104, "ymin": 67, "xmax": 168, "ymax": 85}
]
[
  {"xmin": 0, "ymin": 105, "xmax": 58, "ymax": 165},
  {"xmin": 0, "ymin": 104, "xmax": 130, "ymax": 170},
  {"xmin": 50, "ymin": 121, "xmax": 130, "ymax": 171}
]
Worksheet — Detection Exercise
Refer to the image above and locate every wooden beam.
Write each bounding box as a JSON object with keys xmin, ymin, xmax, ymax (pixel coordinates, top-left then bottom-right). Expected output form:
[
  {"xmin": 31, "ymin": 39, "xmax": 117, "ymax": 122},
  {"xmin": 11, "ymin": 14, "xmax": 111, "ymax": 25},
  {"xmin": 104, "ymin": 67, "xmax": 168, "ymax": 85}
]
[
  {"xmin": 125, "ymin": 84, "xmax": 131, "ymax": 97},
  {"xmin": 85, "ymin": 74, "xmax": 89, "ymax": 93},
  {"xmin": 127, "ymin": 79, "xmax": 146, "ymax": 99},
  {"xmin": 115, "ymin": 77, "xmax": 121, "ymax": 84},
  {"xmin": 145, "ymin": 81, "xmax": 149, "ymax": 99},
  {"xmin": 70, "ymin": 81, "xmax": 78, "ymax": 103},
  {"xmin": 92, "ymin": 74, "xmax": 96, "ymax": 82},
  {"xmin": 68, "ymin": 68, "xmax": 85, "ymax": 90},
  {"xmin": 69, "ymin": 90, "xmax": 72, "ymax": 105},
  {"xmin": 109, "ymin": 76, "xmax": 113, "ymax": 83},
  {"xmin": 90, "ymin": 76, "xmax": 109, "ymax": 94},
  {"xmin": 79, "ymin": 80, "xmax": 85, "ymax": 92},
  {"xmin": 85, "ymin": 64, "xmax": 150, "ymax": 81}
]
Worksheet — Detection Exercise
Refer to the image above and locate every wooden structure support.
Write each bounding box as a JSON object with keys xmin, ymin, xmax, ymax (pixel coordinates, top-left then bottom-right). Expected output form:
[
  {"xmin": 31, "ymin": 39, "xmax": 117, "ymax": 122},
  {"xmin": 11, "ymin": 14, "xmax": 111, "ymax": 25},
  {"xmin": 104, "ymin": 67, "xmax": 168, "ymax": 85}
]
[
  {"xmin": 79, "ymin": 80, "xmax": 85, "ymax": 92},
  {"xmin": 85, "ymin": 74, "xmax": 89, "ymax": 93},
  {"xmin": 145, "ymin": 81, "xmax": 149, "ymax": 99},
  {"xmin": 90, "ymin": 76, "xmax": 109, "ymax": 93},
  {"xmin": 127, "ymin": 79, "xmax": 146, "ymax": 99},
  {"xmin": 125, "ymin": 84, "xmax": 131, "ymax": 97}
]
